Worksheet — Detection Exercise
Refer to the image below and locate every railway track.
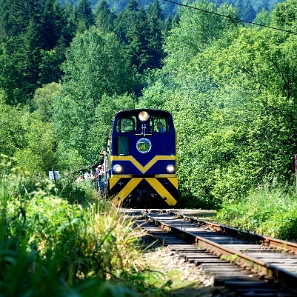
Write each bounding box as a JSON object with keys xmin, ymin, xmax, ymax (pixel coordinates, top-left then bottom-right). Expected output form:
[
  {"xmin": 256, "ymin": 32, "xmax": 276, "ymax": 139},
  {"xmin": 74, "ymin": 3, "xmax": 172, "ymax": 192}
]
[{"xmin": 125, "ymin": 209, "xmax": 297, "ymax": 297}]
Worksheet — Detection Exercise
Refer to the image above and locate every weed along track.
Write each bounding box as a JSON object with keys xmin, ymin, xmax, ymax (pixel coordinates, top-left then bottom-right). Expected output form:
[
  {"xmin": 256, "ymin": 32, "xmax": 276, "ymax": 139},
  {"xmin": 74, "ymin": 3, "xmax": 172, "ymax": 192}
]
[{"xmin": 125, "ymin": 209, "xmax": 297, "ymax": 296}]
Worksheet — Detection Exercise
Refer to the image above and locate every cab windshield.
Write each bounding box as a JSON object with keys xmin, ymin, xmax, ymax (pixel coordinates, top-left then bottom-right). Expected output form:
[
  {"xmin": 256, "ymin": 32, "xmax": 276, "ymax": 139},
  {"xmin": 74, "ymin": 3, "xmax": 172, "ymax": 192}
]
[
  {"xmin": 116, "ymin": 116, "xmax": 136, "ymax": 133},
  {"xmin": 149, "ymin": 116, "xmax": 169, "ymax": 133}
]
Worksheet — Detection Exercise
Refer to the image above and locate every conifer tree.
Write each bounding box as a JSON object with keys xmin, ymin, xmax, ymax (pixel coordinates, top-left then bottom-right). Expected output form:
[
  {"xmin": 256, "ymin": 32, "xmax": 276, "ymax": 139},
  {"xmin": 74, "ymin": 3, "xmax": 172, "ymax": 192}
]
[
  {"xmin": 95, "ymin": 0, "xmax": 116, "ymax": 33},
  {"xmin": 41, "ymin": 0, "xmax": 62, "ymax": 50},
  {"xmin": 163, "ymin": 14, "xmax": 172, "ymax": 36},
  {"xmin": 76, "ymin": 0, "xmax": 95, "ymax": 31},
  {"xmin": 242, "ymin": 1, "xmax": 256, "ymax": 21},
  {"xmin": 0, "ymin": 0, "xmax": 74, "ymax": 105},
  {"xmin": 127, "ymin": 0, "xmax": 139, "ymax": 12},
  {"xmin": 146, "ymin": 0, "xmax": 165, "ymax": 69}
]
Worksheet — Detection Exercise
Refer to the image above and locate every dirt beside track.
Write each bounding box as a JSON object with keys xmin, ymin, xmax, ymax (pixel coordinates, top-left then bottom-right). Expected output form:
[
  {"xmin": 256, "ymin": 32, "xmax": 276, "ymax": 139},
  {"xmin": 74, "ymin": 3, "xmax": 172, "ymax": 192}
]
[{"xmin": 140, "ymin": 235, "xmax": 236, "ymax": 297}]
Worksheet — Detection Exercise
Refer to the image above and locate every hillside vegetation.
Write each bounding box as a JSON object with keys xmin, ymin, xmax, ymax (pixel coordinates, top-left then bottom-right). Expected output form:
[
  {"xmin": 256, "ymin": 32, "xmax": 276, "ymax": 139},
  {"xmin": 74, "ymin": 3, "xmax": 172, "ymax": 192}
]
[
  {"xmin": 1, "ymin": 0, "xmax": 297, "ymax": 293},
  {"xmin": 58, "ymin": 0, "xmax": 285, "ymax": 20},
  {"xmin": 0, "ymin": 0, "xmax": 297, "ymax": 219},
  {"xmin": 0, "ymin": 155, "xmax": 175, "ymax": 296}
]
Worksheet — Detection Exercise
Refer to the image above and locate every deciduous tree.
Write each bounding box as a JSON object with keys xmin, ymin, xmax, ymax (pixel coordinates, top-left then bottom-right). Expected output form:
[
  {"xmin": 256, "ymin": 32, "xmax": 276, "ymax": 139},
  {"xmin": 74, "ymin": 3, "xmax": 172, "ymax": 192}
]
[{"xmin": 53, "ymin": 28, "xmax": 135, "ymax": 165}]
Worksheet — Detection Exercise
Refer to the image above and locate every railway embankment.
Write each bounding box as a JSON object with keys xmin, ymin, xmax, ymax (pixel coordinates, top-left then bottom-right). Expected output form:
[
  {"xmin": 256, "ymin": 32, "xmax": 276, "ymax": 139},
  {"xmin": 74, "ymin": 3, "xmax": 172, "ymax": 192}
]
[{"xmin": 130, "ymin": 209, "xmax": 297, "ymax": 296}]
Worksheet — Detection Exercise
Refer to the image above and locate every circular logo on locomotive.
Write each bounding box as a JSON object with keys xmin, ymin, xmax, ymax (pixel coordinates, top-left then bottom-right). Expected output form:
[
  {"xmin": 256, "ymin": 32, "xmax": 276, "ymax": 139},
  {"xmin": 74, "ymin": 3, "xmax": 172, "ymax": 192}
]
[{"xmin": 136, "ymin": 138, "xmax": 152, "ymax": 154}]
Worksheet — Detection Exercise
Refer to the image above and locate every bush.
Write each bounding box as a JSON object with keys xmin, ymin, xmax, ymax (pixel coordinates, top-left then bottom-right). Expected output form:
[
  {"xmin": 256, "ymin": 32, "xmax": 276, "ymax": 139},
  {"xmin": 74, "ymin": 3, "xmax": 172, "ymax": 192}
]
[
  {"xmin": 216, "ymin": 184, "xmax": 297, "ymax": 241},
  {"xmin": 0, "ymin": 155, "xmax": 163, "ymax": 296}
]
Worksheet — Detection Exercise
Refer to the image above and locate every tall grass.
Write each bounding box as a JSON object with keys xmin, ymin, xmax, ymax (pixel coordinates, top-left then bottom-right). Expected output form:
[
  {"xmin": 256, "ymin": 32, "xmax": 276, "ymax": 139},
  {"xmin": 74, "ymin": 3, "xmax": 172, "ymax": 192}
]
[
  {"xmin": 0, "ymin": 155, "xmax": 162, "ymax": 297},
  {"xmin": 216, "ymin": 184, "xmax": 297, "ymax": 241}
]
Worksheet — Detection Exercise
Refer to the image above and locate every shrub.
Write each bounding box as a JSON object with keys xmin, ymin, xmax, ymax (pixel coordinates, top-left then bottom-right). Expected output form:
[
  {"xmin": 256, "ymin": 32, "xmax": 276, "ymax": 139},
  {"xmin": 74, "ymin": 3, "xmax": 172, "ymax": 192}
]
[
  {"xmin": 0, "ymin": 155, "xmax": 161, "ymax": 296},
  {"xmin": 216, "ymin": 185, "xmax": 297, "ymax": 241}
]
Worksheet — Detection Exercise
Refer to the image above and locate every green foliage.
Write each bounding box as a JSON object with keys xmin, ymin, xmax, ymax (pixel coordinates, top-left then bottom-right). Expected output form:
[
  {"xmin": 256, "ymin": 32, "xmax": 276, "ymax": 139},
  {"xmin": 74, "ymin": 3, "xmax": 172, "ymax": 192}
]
[
  {"xmin": 76, "ymin": 0, "xmax": 95, "ymax": 31},
  {"xmin": 54, "ymin": 28, "xmax": 135, "ymax": 166},
  {"xmin": 164, "ymin": 0, "xmax": 239, "ymax": 69},
  {"xmin": 55, "ymin": 143, "xmax": 86, "ymax": 172},
  {"xmin": 55, "ymin": 174, "xmax": 99, "ymax": 205},
  {"xmin": 32, "ymin": 82, "xmax": 62, "ymax": 122},
  {"xmin": 95, "ymin": 0, "xmax": 116, "ymax": 33},
  {"xmin": 0, "ymin": 99, "xmax": 58, "ymax": 175},
  {"xmin": 0, "ymin": 99, "xmax": 27, "ymax": 156},
  {"xmin": 0, "ymin": 0, "xmax": 73, "ymax": 105},
  {"xmin": 0, "ymin": 36, "xmax": 31, "ymax": 105},
  {"xmin": 0, "ymin": 156, "xmax": 166, "ymax": 296},
  {"xmin": 15, "ymin": 113, "xmax": 58, "ymax": 174},
  {"xmin": 114, "ymin": 0, "xmax": 165, "ymax": 76},
  {"xmin": 216, "ymin": 185, "xmax": 297, "ymax": 241},
  {"xmin": 140, "ymin": 0, "xmax": 297, "ymax": 208}
]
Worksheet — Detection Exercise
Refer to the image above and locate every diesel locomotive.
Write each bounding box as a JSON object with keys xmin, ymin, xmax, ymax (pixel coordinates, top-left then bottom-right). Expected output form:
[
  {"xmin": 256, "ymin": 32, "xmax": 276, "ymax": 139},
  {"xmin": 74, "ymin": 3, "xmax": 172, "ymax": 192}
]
[{"xmin": 104, "ymin": 109, "xmax": 178, "ymax": 207}]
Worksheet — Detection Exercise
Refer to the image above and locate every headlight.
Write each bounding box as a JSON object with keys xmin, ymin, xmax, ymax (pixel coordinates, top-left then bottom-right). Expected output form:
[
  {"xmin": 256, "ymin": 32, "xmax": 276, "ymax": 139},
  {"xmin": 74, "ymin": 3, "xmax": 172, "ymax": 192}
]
[
  {"xmin": 166, "ymin": 165, "xmax": 175, "ymax": 173},
  {"xmin": 138, "ymin": 111, "xmax": 150, "ymax": 122},
  {"xmin": 113, "ymin": 164, "xmax": 122, "ymax": 173}
]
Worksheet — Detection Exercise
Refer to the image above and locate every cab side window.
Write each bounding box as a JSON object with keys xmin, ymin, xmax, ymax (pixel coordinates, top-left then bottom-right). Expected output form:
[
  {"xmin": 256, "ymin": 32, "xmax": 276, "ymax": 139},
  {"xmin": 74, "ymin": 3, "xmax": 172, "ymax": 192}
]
[
  {"xmin": 116, "ymin": 136, "xmax": 129, "ymax": 156},
  {"xmin": 116, "ymin": 117, "xmax": 136, "ymax": 133}
]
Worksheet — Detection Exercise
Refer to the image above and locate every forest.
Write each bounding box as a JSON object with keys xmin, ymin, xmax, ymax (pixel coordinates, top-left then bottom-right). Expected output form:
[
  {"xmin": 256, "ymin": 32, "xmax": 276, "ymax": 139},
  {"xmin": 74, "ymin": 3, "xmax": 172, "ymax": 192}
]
[
  {"xmin": 0, "ymin": 0, "xmax": 297, "ymax": 208},
  {"xmin": 58, "ymin": 0, "xmax": 285, "ymax": 21}
]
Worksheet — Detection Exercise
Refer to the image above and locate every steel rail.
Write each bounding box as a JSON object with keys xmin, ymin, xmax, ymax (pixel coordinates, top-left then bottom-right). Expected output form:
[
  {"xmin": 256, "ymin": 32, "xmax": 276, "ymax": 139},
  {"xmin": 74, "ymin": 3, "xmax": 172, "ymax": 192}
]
[
  {"xmin": 146, "ymin": 213, "xmax": 297, "ymax": 293},
  {"xmin": 168, "ymin": 210, "xmax": 297, "ymax": 254}
]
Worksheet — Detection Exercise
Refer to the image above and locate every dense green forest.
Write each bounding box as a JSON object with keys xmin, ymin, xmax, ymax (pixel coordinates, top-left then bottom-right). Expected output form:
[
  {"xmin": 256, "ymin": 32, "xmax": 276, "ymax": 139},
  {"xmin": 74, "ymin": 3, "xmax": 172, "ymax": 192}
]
[
  {"xmin": 1, "ymin": 0, "xmax": 297, "ymax": 207},
  {"xmin": 58, "ymin": 0, "xmax": 285, "ymax": 21}
]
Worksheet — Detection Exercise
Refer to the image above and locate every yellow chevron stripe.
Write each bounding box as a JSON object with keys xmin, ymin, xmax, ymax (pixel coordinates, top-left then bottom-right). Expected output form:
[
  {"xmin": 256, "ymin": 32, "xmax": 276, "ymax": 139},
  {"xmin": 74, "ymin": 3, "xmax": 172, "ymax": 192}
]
[
  {"xmin": 109, "ymin": 177, "xmax": 120, "ymax": 189},
  {"xmin": 109, "ymin": 175, "xmax": 133, "ymax": 190},
  {"xmin": 114, "ymin": 178, "xmax": 143, "ymax": 204},
  {"xmin": 111, "ymin": 155, "xmax": 176, "ymax": 173},
  {"xmin": 168, "ymin": 177, "xmax": 178, "ymax": 189},
  {"xmin": 145, "ymin": 178, "xmax": 177, "ymax": 205}
]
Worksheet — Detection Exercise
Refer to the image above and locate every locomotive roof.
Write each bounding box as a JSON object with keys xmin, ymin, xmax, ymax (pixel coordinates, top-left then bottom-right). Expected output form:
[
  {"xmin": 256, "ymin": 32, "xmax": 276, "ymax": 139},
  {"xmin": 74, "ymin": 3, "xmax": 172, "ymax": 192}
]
[{"xmin": 114, "ymin": 108, "xmax": 172, "ymax": 117}]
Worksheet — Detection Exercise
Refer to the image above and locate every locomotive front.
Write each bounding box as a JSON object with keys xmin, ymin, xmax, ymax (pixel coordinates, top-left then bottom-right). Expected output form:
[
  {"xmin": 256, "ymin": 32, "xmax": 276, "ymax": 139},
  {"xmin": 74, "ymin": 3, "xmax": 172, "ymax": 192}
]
[{"xmin": 106, "ymin": 109, "xmax": 178, "ymax": 208}]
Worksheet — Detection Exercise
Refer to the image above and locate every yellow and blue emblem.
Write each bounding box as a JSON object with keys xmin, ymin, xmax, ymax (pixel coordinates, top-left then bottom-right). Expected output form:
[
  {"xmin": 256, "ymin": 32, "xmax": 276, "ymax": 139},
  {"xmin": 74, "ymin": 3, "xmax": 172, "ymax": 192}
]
[{"xmin": 136, "ymin": 138, "xmax": 152, "ymax": 154}]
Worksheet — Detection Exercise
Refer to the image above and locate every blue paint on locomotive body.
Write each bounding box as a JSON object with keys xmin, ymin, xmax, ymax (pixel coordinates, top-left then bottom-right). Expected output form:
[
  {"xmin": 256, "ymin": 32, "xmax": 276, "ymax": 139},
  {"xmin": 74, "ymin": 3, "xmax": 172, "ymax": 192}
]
[{"xmin": 107, "ymin": 109, "xmax": 178, "ymax": 207}]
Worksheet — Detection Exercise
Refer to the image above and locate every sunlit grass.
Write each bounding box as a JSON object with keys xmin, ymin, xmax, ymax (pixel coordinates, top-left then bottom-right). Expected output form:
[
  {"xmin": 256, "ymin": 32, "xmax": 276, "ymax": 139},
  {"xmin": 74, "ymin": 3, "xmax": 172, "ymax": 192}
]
[
  {"xmin": 216, "ymin": 185, "xmax": 297, "ymax": 241},
  {"xmin": 0, "ymin": 154, "xmax": 166, "ymax": 296}
]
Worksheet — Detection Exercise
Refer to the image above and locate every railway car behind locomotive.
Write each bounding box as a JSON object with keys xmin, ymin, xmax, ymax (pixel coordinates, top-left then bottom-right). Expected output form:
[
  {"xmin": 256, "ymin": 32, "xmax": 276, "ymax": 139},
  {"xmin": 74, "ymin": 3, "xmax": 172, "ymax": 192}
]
[{"xmin": 105, "ymin": 109, "xmax": 178, "ymax": 207}]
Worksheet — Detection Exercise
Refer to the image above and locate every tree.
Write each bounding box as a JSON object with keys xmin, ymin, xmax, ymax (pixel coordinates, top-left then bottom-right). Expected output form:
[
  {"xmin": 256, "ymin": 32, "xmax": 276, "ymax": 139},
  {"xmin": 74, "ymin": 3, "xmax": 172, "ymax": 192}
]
[
  {"xmin": 0, "ymin": 37, "xmax": 28, "ymax": 105},
  {"xmin": 0, "ymin": 94, "xmax": 57, "ymax": 174},
  {"xmin": 76, "ymin": 0, "xmax": 95, "ymax": 31},
  {"xmin": 115, "ymin": 0, "xmax": 165, "ymax": 76},
  {"xmin": 0, "ymin": 0, "xmax": 74, "ymax": 105},
  {"xmin": 14, "ymin": 114, "xmax": 58, "ymax": 174},
  {"xmin": 271, "ymin": 0, "xmax": 297, "ymax": 29},
  {"xmin": 163, "ymin": 14, "xmax": 172, "ymax": 36},
  {"xmin": 127, "ymin": 0, "xmax": 139, "ymax": 11},
  {"xmin": 0, "ymin": 97, "xmax": 27, "ymax": 156},
  {"xmin": 95, "ymin": 0, "xmax": 116, "ymax": 33},
  {"xmin": 164, "ymin": 0, "xmax": 239, "ymax": 68},
  {"xmin": 241, "ymin": 1, "xmax": 256, "ymax": 21},
  {"xmin": 146, "ymin": 0, "xmax": 165, "ymax": 69},
  {"xmin": 53, "ymin": 28, "xmax": 136, "ymax": 165},
  {"xmin": 32, "ymin": 82, "xmax": 62, "ymax": 122},
  {"xmin": 41, "ymin": 0, "xmax": 63, "ymax": 50}
]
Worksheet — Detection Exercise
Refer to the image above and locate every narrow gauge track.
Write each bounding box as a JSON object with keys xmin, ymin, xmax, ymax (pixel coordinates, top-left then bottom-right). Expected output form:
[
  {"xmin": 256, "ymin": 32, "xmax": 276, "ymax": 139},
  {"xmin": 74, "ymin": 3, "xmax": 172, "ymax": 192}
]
[{"xmin": 125, "ymin": 209, "xmax": 297, "ymax": 297}]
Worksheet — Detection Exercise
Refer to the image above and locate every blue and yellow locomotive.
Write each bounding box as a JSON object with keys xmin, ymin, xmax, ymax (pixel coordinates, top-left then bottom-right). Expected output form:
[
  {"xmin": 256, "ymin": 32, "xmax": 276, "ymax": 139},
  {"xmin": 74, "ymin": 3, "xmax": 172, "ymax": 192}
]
[{"xmin": 105, "ymin": 109, "xmax": 178, "ymax": 208}]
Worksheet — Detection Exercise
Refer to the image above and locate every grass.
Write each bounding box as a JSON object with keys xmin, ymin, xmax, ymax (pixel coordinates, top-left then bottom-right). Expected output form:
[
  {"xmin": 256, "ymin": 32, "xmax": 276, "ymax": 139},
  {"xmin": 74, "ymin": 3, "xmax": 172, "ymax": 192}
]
[
  {"xmin": 0, "ymin": 154, "xmax": 232, "ymax": 297},
  {"xmin": 0, "ymin": 154, "xmax": 170, "ymax": 297},
  {"xmin": 216, "ymin": 184, "xmax": 297, "ymax": 241},
  {"xmin": 5, "ymin": 151, "xmax": 297, "ymax": 296}
]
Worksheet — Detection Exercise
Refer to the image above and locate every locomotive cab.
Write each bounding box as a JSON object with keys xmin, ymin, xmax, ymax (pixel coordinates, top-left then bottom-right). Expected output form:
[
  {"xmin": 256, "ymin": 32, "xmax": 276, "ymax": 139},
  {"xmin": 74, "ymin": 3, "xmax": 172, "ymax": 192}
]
[{"xmin": 107, "ymin": 109, "xmax": 178, "ymax": 208}]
